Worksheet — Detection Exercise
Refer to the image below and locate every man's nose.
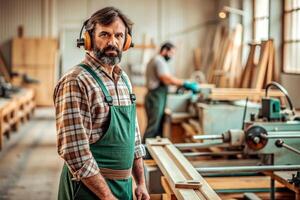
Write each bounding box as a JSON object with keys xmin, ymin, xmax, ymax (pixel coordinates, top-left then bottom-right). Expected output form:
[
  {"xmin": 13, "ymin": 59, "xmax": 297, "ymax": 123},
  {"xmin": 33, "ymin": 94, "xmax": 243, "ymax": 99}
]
[{"xmin": 107, "ymin": 35, "xmax": 118, "ymax": 46}]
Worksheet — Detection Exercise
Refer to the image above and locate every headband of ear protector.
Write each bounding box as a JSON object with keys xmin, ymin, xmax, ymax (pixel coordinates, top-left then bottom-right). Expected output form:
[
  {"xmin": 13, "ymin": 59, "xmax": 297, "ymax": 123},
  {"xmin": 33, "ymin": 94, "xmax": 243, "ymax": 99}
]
[{"xmin": 76, "ymin": 20, "xmax": 134, "ymax": 51}]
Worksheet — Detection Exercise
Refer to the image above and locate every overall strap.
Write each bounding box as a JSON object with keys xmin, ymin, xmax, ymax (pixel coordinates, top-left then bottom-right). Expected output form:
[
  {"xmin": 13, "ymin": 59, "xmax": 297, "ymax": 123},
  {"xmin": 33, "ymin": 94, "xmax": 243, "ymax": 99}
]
[
  {"xmin": 79, "ymin": 63, "xmax": 113, "ymax": 106},
  {"xmin": 121, "ymin": 73, "xmax": 136, "ymax": 104}
]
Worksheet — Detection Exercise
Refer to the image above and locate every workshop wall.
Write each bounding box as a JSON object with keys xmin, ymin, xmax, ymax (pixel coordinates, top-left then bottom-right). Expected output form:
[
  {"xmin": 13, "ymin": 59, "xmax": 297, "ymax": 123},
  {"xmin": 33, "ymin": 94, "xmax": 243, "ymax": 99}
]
[
  {"xmin": 0, "ymin": 0, "xmax": 219, "ymax": 81},
  {"xmin": 56, "ymin": 0, "xmax": 219, "ymax": 79}
]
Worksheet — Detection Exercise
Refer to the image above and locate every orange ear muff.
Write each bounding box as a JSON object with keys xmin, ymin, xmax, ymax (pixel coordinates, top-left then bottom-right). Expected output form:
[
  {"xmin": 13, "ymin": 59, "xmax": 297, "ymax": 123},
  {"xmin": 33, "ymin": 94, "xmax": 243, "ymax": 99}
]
[
  {"xmin": 123, "ymin": 33, "xmax": 132, "ymax": 51},
  {"xmin": 84, "ymin": 31, "xmax": 92, "ymax": 51}
]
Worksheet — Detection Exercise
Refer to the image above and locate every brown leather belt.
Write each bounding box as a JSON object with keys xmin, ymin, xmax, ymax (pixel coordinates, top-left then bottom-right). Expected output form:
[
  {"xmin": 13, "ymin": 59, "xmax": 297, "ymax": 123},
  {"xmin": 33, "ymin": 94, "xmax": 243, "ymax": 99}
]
[{"xmin": 99, "ymin": 167, "xmax": 132, "ymax": 180}]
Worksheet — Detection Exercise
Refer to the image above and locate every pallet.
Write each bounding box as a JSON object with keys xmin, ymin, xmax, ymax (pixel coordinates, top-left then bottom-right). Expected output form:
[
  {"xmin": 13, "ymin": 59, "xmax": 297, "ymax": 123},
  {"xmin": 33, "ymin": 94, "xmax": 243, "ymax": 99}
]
[
  {"xmin": 0, "ymin": 99, "xmax": 18, "ymax": 149},
  {"xmin": 0, "ymin": 89, "xmax": 35, "ymax": 150},
  {"xmin": 12, "ymin": 88, "xmax": 35, "ymax": 123}
]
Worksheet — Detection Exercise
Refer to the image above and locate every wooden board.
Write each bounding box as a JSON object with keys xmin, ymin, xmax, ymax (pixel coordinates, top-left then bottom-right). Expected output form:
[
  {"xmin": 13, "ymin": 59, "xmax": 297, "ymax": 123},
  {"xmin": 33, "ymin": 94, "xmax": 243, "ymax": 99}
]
[
  {"xmin": 12, "ymin": 38, "xmax": 58, "ymax": 67},
  {"xmin": 207, "ymin": 24, "xmax": 243, "ymax": 88},
  {"xmin": 204, "ymin": 88, "xmax": 284, "ymax": 101},
  {"xmin": 206, "ymin": 176, "xmax": 284, "ymax": 190},
  {"xmin": 265, "ymin": 40, "xmax": 275, "ymax": 85},
  {"xmin": 240, "ymin": 43, "xmax": 259, "ymax": 88},
  {"xmin": 12, "ymin": 38, "xmax": 58, "ymax": 106},
  {"xmin": 0, "ymin": 48, "xmax": 11, "ymax": 82},
  {"xmin": 252, "ymin": 41, "xmax": 270, "ymax": 89},
  {"xmin": 146, "ymin": 138, "xmax": 220, "ymax": 200}
]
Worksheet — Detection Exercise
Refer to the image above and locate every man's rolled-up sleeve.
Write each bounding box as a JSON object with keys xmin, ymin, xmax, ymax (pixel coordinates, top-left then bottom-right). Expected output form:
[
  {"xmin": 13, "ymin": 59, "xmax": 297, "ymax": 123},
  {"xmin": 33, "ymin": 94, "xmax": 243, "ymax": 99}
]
[
  {"xmin": 134, "ymin": 115, "xmax": 146, "ymax": 159},
  {"xmin": 54, "ymin": 79, "xmax": 99, "ymax": 180}
]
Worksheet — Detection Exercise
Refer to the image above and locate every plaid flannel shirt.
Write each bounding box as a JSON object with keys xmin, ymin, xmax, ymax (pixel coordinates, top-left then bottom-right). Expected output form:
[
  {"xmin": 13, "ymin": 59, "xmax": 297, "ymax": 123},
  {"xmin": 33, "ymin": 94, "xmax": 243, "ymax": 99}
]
[{"xmin": 54, "ymin": 53, "xmax": 145, "ymax": 181}]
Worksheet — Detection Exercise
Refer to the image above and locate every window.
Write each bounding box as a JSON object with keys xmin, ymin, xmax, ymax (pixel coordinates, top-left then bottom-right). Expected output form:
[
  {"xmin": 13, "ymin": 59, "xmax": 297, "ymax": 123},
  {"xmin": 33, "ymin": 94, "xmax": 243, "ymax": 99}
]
[
  {"xmin": 283, "ymin": 0, "xmax": 300, "ymax": 73},
  {"xmin": 253, "ymin": 0, "xmax": 270, "ymax": 41}
]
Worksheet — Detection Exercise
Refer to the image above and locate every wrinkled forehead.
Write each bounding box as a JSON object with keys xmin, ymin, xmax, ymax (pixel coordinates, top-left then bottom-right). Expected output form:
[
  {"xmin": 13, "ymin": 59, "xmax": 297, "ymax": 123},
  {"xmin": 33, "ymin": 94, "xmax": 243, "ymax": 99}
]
[{"xmin": 94, "ymin": 17, "xmax": 126, "ymax": 34}]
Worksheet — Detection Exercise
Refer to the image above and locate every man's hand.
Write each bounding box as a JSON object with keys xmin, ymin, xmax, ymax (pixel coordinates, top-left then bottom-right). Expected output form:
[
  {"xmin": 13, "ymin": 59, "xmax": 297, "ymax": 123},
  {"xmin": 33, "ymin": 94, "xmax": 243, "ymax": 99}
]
[
  {"xmin": 135, "ymin": 184, "xmax": 150, "ymax": 200},
  {"xmin": 102, "ymin": 194, "xmax": 118, "ymax": 200},
  {"xmin": 183, "ymin": 81, "xmax": 201, "ymax": 93},
  {"xmin": 132, "ymin": 157, "xmax": 150, "ymax": 200},
  {"xmin": 81, "ymin": 173, "xmax": 117, "ymax": 200}
]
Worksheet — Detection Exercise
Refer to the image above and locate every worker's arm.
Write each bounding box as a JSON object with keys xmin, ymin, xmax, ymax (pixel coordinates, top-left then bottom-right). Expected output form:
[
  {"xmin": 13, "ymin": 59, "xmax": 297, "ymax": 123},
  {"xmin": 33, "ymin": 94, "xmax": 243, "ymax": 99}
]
[
  {"xmin": 132, "ymin": 157, "xmax": 150, "ymax": 200},
  {"xmin": 81, "ymin": 173, "xmax": 116, "ymax": 200},
  {"xmin": 159, "ymin": 74, "xmax": 184, "ymax": 86},
  {"xmin": 54, "ymin": 79, "xmax": 116, "ymax": 199},
  {"xmin": 159, "ymin": 74, "xmax": 200, "ymax": 93}
]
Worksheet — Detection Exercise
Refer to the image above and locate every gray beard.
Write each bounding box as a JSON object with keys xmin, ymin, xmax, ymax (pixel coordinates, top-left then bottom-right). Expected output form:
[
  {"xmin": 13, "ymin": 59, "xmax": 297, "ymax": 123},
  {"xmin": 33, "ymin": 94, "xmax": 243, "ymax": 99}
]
[
  {"xmin": 99, "ymin": 55, "xmax": 121, "ymax": 66},
  {"xmin": 93, "ymin": 46, "xmax": 122, "ymax": 66}
]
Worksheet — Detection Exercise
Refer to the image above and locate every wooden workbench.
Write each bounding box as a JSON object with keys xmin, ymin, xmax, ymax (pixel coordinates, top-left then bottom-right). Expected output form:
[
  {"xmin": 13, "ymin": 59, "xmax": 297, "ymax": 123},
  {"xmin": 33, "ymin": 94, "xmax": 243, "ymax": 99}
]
[{"xmin": 0, "ymin": 88, "xmax": 35, "ymax": 150}]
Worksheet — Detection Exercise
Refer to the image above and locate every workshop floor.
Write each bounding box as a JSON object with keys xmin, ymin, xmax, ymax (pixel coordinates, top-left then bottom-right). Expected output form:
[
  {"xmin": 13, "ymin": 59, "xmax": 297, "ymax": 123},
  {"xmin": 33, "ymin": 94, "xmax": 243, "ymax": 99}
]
[{"xmin": 0, "ymin": 108, "xmax": 63, "ymax": 200}]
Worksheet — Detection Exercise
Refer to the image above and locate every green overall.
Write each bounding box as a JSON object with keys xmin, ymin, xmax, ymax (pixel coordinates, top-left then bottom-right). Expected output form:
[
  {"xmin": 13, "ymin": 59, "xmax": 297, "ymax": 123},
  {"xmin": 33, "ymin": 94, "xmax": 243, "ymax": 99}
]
[
  {"xmin": 142, "ymin": 84, "xmax": 168, "ymax": 143},
  {"xmin": 58, "ymin": 64, "xmax": 136, "ymax": 200}
]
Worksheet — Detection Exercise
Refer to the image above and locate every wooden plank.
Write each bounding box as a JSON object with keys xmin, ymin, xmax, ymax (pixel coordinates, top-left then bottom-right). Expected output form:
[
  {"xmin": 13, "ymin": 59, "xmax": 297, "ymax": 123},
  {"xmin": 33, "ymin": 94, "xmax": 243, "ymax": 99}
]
[
  {"xmin": 134, "ymin": 44, "xmax": 156, "ymax": 49},
  {"xmin": 228, "ymin": 24, "xmax": 243, "ymax": 88},
  {"xmin": 181, "ymin": 122, "xmax": 198, "ymax": 137},
  {"xmin": 0, "ymin": 48, "xmax": 11, "ymax": 82},
  {"xmin": 12, "ymin": 38, "xmax": 58, "ymax": 106},
  {"xmin": 240, "ymin": 43, "xmax": 259, "ymax": 88},
  {"xmin": 161, "ymin": 176, "xmax": 176, "ymax": 199},
  {"xmin": 193, "ymin": 48, "xmax": 201, "ymax": 71},
  {"xmin": 266, "ymin": 40, "xmax": 274, "ymax": 85},
  {"xmin": 175, "ymin": 181, "xmax": 202, "ymax": 189},
  {"xmin": 206, "ymin": 176, "xmax": 284, "ymax": 190},
  {"xmin": 12, "ymin": 38, "xmax": 58, "ymax": 67},
  {"xmin": 207, "ymin": 26, "xmax": 228, "ymax": 84},
  {"xmin": 147, "ymin": 138, "xmax": 220, "ymax": 200},
  {"xmin": 252, "ymin": 40, "xmax": 270, "ymax": 89},
  {"xmin": 204, "ymin": 88, "xmax": 284, "ymax": 101}
]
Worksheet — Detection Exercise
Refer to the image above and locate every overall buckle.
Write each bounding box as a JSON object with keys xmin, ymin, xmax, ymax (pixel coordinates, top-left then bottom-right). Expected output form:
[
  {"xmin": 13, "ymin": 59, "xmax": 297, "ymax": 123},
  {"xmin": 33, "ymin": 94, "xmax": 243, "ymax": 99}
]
[
  {"xmin": 130, "ymin": 94, "xmax": 136, "ymax": 103},
  {"xmin": 105, "ymin": 96, "xmax": 113, "ymax": 106}
]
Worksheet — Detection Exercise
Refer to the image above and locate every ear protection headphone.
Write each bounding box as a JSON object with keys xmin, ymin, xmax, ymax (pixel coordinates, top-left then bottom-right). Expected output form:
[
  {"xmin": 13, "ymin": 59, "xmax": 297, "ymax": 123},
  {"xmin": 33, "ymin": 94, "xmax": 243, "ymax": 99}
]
[{"xmin": 76, "ymin": 20, "xmax": 134, "ymax": 51}]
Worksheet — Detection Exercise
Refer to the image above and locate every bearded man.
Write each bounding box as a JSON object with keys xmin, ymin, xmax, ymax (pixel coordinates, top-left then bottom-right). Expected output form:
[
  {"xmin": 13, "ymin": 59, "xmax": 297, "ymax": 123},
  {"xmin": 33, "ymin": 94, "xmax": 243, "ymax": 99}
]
[{"xmin": 54, "ymin": 7, "xmax": 149, "ymax": 200}]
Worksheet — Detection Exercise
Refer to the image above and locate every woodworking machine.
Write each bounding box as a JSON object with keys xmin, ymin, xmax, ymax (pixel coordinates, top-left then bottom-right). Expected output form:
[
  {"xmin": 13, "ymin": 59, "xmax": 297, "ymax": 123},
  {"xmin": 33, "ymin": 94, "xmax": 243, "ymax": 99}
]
[
  {"xmin": 145, "ymin": 83, "xmax": 300, "ymax": 199},
  {"xmin": 190, "ymin": 82, "xmax": 300, "ymax": 165}
]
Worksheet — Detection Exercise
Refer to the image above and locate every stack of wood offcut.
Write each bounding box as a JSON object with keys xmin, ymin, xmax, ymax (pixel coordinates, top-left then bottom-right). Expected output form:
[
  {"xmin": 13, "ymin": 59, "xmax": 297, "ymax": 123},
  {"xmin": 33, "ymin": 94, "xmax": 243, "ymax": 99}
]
[
  {"xmin": 240, "ymin": 39, "xmax": 278, "ymax": 89},
  {"xmin": 206, "ymin": 24, "xmax": 243, "ymax": 88}
]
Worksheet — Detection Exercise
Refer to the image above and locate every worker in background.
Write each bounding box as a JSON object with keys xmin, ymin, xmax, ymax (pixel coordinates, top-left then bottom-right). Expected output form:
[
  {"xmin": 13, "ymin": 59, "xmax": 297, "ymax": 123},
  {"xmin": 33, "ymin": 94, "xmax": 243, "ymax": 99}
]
[
  {"xmin": 143, "ymin": 42, "xmax": 200, "ymax": 143},
  {"xmin": 54, "ymin": 7, "xmax": 149, "ymax": 200}
]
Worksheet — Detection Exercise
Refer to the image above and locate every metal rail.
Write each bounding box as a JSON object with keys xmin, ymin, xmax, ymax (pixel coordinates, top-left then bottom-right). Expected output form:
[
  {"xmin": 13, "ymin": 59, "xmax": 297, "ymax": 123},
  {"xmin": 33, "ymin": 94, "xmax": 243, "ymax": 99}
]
[
  {"xmin": 183, "ymin": 151, "xmax": 243, "ymax": 157},
  {"xmin": 193, "ymin": 135, "xmax": 224, "ymax": 140},
  {"xmin": 262, "ymin": 133, "xmax": 300, "ymax": 139},
  {"xmin": 174, "ymin": 142, "xmax": 225, "ymax": 150},
  {"xmin": 196, "ymin": 165, "xmax": 300, "ymax": 173}
]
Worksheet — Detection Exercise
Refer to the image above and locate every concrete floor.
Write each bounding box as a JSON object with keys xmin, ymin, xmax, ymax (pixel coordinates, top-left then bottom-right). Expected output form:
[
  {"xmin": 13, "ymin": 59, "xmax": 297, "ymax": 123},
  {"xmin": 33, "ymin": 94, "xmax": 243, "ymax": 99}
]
[{"xmin": 0, "ymin": 108, "xmax": 63, "ymax": 200}]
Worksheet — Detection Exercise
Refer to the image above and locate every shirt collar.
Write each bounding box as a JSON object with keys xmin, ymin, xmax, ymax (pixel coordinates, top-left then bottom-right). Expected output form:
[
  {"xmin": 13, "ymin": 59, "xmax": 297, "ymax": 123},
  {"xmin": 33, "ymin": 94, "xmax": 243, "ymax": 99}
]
[{"xmin": 83, "ymin": 53, "xmax": 123, "ymax": 80}]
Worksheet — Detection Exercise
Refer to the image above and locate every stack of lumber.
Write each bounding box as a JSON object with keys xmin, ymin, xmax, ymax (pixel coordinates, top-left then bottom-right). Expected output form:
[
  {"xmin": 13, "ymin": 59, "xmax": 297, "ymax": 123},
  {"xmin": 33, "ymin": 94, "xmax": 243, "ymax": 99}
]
[
  {"xmin": 240, "ymin": 39, "xmax": 278, "ymax": 89},
  {"xmin": 206, "ymin": 25, "xmax": 278, "ymax": 90},
  {"xmin": 12, "ymin": 38, "xmax": 58, "ymax": 106},
  {"xmin": 206, "ymin": 24, "xmax": 243, "ymax": 88}
]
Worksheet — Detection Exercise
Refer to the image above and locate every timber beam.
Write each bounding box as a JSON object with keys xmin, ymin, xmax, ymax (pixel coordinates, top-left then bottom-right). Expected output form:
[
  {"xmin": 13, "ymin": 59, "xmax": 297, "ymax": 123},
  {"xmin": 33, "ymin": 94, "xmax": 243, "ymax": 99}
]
[{"xmin": 146, "ymin": 138, "xmax": 221, "ymax": 200}]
